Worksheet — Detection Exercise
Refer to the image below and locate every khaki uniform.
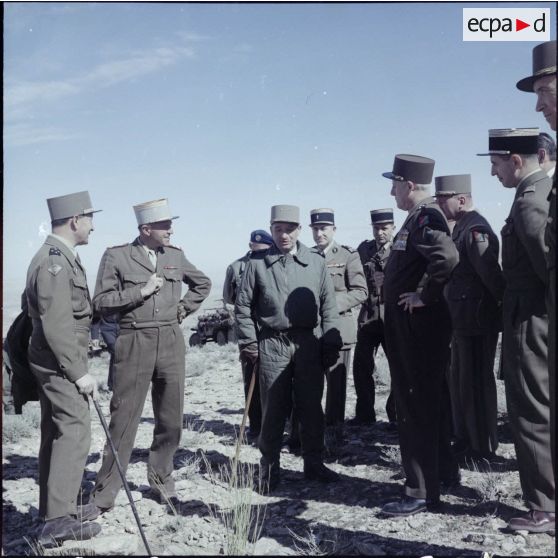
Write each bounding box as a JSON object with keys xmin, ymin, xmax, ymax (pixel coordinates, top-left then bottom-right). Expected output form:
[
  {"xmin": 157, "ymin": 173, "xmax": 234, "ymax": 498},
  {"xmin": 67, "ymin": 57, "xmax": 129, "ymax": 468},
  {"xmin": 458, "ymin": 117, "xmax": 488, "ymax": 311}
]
[
  {"xmin": 445, "ymin": 210, "xmax": 504, "ymax": 457},
  {"xmin": 501, "ymin": 170, "xmax": 554, "ymax": 511},
  {"xmin": 235, "ymin": 242, "xmax": 341, "ymax": 469},
  {"xmin": 353, "ymin": 239, "xmax": 396, "ymax": 423},
  {"xmin": 223, "ymin": 253, "xmax": 250, "ymax": 306},
  {"xmin": 91, "ymin": 238, "xmax": 211, "ymax": 507},
  {"xmin": 383, "ymin": 198, "xmax": 459, "ymax": 501},
  {"xmin": 26, "ymin": 235, "xmax": 92, "ymax": 520}
]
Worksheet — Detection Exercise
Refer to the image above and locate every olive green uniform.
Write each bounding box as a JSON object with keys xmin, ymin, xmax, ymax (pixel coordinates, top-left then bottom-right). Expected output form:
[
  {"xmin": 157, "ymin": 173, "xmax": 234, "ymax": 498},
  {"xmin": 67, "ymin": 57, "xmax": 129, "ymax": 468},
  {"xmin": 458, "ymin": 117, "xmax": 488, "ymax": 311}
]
[
  {"xmin": 223, "ymin": 253, "xmax": 250, "ymax": 306},
  {"xmin": 26, "ymin": 235, "xmax": 93, "ymax": 520},
  {"xmin": 383, "ymin": 198, "xmax": 459, "ymax": 501},
  {"xmin": 235, "ymin": 241, "xmax": 341, "ymax": 470},
  {"xmin": 353, "ymin": 239, "xmax": 397, "ymax": 423},
  {"xmin": 501, "ymin": 170, "xmax": 554, "ymax": 511},
  {"xmin": 91, "ymin": 238, "xmax": 211, "ymax": 507},
  {"xmin": 445, "ymin": 210, "xmax": 504, "ymax": 457}
]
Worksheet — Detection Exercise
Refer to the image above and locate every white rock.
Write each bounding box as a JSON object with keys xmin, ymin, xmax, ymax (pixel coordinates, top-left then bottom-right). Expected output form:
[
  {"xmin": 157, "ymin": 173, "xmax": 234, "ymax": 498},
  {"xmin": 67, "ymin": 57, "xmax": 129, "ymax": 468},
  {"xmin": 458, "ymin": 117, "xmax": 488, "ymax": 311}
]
[
  {"xmin": 114, "ymin": 490, "xmax": 142, "ymax": 507},
  {"xmin": 253, "ymin": 536, "xmax": 296, "ymax": 555},
  {"xmin": 55, "ymin": 533, "xmax": 139, "ymax": 555}
]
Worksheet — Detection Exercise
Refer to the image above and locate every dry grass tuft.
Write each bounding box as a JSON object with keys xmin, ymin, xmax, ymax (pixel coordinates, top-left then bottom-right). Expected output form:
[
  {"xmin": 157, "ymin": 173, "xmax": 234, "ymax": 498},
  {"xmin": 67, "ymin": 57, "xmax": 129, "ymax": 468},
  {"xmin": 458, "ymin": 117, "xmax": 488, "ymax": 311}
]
[
  {"xmin": 288, "ymin": 527, "xmax": 337, "ymax": 556},
  {"xmin": 3, "ymin": 404, "xmax": 41, "ymax": 442}
]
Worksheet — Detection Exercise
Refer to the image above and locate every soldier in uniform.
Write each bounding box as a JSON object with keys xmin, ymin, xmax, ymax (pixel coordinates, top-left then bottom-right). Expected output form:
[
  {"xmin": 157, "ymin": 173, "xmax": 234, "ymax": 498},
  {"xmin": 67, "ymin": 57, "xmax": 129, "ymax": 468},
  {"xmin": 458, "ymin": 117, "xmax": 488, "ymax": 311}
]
[
  {"xmin": 478, "ymin": 128, "xmax": 555, "ymax": 532},
  {"xmin": 26, "ymin": 191, "xmax": 102, "ymax": 544},
  {"xmin": 308, "ymin": 208, "xmax": 367, "ymax": 449},
  {"xmin": 517, "ymin": 42, "xmax": 556, "ymax": 492},
  {"xmin": 351, "ymin": 208, "xmax": 397, "ymax": 427},
  {"xmin": 435, "ymin": 174, "xmax": 505, "ymax": 461},
  {"xmin": 223, "ymin": 229, "xmax": 274, "ymax": 442},
  {"xmin": 90, "ymin": 198, "xmax": 211, "ymax": 512},
  {"xmin": 379, "ymin": 155, "xmax": 460, "ymax": 516},
  {"xmin": 235, "ymin": 204, "xmax": 342, "ymax": 493}
]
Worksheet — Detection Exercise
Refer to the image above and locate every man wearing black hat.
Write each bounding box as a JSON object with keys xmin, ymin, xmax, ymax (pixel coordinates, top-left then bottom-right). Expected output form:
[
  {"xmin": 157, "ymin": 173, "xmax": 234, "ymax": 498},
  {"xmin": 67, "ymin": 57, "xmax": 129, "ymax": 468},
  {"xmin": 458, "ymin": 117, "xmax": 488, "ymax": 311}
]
[
  {"xmin": 350, "ymin": 209, "xmax": 397, "ymax": 427},
  {"xmin": 517, "ymin": 41, "xmax": 556, "ymax": 492},
  {"xmin": 435, "ymin": 175, "xmax": 504, "ymax": 462},
  {"xmin": 379, "ymin": 155, "xmax": 460, "ymax": 516},
  {"xmin": 25, "ymin": 191, "xmax": 102, "ymax": 544},
  {"xmin": 479, "ymin": 128, "xmax": 554, "ymax": 532},
  {"xmin": 223, "ymin": 229, "xmax": 274, "ymax": 442},
  {"xmin": 235, "ymin": 205, "xmax": 342, "ymax": 493}
]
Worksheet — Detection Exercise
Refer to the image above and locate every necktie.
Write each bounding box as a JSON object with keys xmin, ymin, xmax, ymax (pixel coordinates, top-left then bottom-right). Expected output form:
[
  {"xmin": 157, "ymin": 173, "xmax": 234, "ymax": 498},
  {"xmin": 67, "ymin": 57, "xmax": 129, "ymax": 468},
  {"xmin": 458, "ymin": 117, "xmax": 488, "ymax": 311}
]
[{"xmin": 148, "ymin": 249, "xmax": 157, "ymax": 269}]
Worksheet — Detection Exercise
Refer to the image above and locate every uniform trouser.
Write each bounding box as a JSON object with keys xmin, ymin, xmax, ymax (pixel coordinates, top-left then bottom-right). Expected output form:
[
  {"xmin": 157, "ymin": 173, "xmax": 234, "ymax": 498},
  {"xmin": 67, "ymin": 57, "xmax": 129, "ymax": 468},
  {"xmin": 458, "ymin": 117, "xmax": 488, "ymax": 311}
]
[
  {"xmin": 92, "ymin": 324, "xmax": 186, "ymax": 508},
  {"xmin": 503, "ymin": 295, "xmax": 554, "ymax": 511},
  {"xmin": 547, "ymin": 268, "xmax": 556, "ymax": 476},
  {"xmin": 100, "ymin": 326, "xmax": 117, "ymax": 391},
  {"xmin": 324, "ymin": 348, "xmax": 351, "ymax": 426},
  {"xmin": 258, "ymin": 329, "xmax": 324, "ymax": 468},
  {"xmin": 28, "ymin": 333, "xmax": 91, "ymax": 520},
  {"xmin": 240, "ymin": 353, "xmax": 262, "ymax": 433},
  {"xmin": 384, "ymin": 302, "xmax": 458, "ymax": 501},
  {"xmin": 448, "ymin": 332, "xmax": 499, "ymax": 456},
  {"xmin": 352, "ymin": 320, "xmax": 396, "ymax": 423}
]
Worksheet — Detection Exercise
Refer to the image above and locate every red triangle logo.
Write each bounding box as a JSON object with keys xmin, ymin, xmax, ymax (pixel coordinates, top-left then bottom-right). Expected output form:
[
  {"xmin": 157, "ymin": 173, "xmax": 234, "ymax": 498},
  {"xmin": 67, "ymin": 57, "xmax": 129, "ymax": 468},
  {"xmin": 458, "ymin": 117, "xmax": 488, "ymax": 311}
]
[{"xmin": 516, "ymin": 19, "xmax": 530, "ymax": 31}]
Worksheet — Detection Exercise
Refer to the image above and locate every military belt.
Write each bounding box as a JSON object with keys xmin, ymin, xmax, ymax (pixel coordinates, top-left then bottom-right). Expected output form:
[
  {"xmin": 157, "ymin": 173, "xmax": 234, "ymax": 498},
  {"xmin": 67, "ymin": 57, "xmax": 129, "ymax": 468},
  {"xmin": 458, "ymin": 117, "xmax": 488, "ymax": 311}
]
[{"xmin": 120, "ymin": 320, "xmax": 178, "ymax": 330}]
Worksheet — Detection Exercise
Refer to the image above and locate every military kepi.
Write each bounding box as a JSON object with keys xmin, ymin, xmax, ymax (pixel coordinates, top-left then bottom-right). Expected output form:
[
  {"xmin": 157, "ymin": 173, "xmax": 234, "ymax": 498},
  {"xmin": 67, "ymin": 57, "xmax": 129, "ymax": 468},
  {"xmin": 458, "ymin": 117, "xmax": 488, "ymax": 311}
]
[
  {"xmin": 516, "ymin": 40, "xmax": 557, "ymax": 92},
  {"xmin": 270, "ymin": 204, "xmax": 300, "ymax": 224},
  {"xmin": 47, "ymin": 190, "xmax": 101, "ymax": 221},
  {"xmin": 382, "ymin": 154, "xmax": 435, "ymax": 184},
  {"xmin": 435, "ymin": 175, "xmax": 472, "ymax": 196},
  {"xmin": 134, "ymin": 198, "xmax": 179, "ymax": 226},
  {"xmin": 309, "ymin": 208, "xmax": 335, "ymax": 226},
  {"xmin": 250, "ymin": 229, "xmax": 274, "ymax": 245},
  {"xmin": 370, "ymin": 208, "xmax": 394, "ymax": 224},
  {"xmin": 477, "ymin": 128, "xmax": 540, "ymax": 156}
]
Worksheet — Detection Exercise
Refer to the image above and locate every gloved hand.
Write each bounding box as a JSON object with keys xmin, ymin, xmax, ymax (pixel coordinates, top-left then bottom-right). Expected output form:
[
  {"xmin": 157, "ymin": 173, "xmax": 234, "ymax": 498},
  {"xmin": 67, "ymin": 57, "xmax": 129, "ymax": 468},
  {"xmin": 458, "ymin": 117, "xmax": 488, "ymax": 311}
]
[
  {"xmin": 239, "ymin": 343, "xmax": 259, "ymax": 365},
  {"xmin": 75, "ymin": 373, "xmax": 98, "ymax": 401},
  {"xmin": 177, "ymin": 304, "xmax": 188, "ymax": 324},
  {"xmin": 321, "ymin": 343, "xmax": 339, "ymax": 370}
]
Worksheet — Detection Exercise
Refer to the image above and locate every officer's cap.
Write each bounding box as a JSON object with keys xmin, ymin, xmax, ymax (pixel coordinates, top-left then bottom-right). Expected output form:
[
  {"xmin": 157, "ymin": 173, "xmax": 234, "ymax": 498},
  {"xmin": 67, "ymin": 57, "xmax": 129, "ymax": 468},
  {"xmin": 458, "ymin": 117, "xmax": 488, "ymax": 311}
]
[
  {"xmin": 477, "ymin": 128, "xmax": 540, "ymax": 156},
  {"xmin": 134, "ymin": 198, "xmax": 179, "ymax": 226},
  {"xmin": 370, "ymin": 208, "xmax": 394, "ymax": 224},
  {"xmin": 250, "ymin": 229, "xmax": 274, "ymax": 245},
  {"xmin": 382, "ymin": 154, "xmax": 435, "ymax": 184},
  {"xmin": 435, "ymin": 175, "xmax": 472, "ymax": 196},
  {"xmin": 47, "ymin": 191, "xmax": 102, "ymax": 221},
  {"xmin": 309, "ymin": 208, "xmax": 335, "ymax": 226},
  {"xmin": 516, "ymin": 40, "xmax": 557, "ymax": 93},
  {"xmin": 270, "ymin": 204, "xmax": 300, "ymax": 225}
]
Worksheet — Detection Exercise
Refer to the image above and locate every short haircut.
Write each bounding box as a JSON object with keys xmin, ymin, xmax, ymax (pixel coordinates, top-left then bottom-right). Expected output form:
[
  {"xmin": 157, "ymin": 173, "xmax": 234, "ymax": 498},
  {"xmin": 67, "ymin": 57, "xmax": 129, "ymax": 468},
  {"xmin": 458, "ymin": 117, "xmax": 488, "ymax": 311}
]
[
  {"xmin": 51, "ymin": 217, "xmax": 72, "ymax": 228},
  {"xmin": 414, "ymin": 183, "xmax": 431, "ymax": 192},
  {"xmin": 538, "ymin": 132, "xmax": 557, "ymax": 161}
]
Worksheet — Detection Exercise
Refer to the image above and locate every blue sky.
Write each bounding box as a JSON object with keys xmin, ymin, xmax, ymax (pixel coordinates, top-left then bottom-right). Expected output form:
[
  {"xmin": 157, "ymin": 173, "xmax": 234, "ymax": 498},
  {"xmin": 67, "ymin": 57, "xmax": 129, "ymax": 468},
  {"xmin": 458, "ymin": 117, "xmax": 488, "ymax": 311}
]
[{"xmin": 3, "ymin": 1, "xmax": 556, "ymax": 301}]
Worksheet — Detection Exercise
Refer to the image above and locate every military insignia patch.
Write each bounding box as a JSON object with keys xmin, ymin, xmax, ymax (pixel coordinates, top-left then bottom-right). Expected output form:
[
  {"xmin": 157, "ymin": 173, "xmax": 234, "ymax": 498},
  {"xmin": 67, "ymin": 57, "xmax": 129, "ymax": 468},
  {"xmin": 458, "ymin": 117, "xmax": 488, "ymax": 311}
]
[
  {"xmin": 472, "ymin": 231, "xmax": 487, "ymax": 243},
  {"xmin": 48, "ymin": 264, "xmax": 63, "ymax": 276},
  {"xmin": 393, "ymin": 230, "xmax": 409, "ymax": 251},
  {"xmin": 49, "ymin": 247, "xmax": 62, "ymax": 256},
  {"xmin": 418, "ymin": 215, "xmax": 430, "ymax": 228}
]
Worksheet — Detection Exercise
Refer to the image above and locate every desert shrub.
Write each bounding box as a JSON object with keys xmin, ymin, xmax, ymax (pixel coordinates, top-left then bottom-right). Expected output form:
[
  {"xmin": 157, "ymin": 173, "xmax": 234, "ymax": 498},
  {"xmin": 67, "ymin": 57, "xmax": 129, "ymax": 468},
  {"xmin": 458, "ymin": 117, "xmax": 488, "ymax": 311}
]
[
  {"xmin": 3, "ymin": 405, "xmax": 41, "ymax": 443},
  {"xmin": 176, "ymin": 454, "xmax": 202, "ymax": 480},
  {"xmin": 288, "ymin": 527, "xmax": 337, "ymax": 556},
  {"xmin": 181, "ymin": 419, "xmax": 206, "ymax": 447}
]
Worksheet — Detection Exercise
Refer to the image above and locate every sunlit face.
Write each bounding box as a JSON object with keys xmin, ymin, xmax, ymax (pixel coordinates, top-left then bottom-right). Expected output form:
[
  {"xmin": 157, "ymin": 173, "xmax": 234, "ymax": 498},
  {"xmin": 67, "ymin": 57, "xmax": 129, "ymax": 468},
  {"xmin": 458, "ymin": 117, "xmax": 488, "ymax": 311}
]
[
  {"xmin": 270, "ymin": 222, "xmax": 300, "ymax": 254},
  {"xmin": 490, "ymin": 155, "xmax": 516, "ymax": 189},
  {"xmin": 390, "ymin": 180, "xmax": 412, "ymax": 211},
  {"xmin": 436, "ymin": 195, "xmax": 461, "ymax": 221},
  {"xmin": 143, "ymin": 220, "xmax": 174, "ymax": 247},
  {"xmin": 534, "ymin": 75, "xmax": 557, "ymax": 131},
  {"xmin": 372, "ymin": 223, "xmax": 395, "ymax": 246},
  {"xmin": 75, "ymin": 214, "xmax": 94, "ymax": 245},
  {"xmin": 311, "ymin": 224, "xmax": 336, "ymax": 250}
]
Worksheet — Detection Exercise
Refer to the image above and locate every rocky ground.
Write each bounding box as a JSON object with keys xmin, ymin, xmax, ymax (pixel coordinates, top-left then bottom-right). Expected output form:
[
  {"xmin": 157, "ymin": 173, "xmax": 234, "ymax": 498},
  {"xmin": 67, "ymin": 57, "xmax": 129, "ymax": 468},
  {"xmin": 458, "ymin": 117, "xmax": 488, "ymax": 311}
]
[{"xmin": 2, "ymin": 302, "xmax": 556, "ymax": 557}]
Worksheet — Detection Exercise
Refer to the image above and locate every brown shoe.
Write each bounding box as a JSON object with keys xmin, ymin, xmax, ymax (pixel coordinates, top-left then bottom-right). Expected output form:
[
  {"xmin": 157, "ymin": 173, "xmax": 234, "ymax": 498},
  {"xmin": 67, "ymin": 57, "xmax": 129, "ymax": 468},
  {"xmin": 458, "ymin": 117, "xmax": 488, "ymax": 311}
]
[{"xmin": 508, "ymin": 510, "xmax": 555, "ymax": 533}]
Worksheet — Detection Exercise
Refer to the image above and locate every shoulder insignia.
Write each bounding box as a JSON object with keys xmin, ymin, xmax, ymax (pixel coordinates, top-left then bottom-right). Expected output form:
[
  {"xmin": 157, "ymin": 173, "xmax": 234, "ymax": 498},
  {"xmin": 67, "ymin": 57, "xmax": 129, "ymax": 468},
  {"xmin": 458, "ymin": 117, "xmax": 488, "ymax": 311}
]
[
  {"xmin": 49, "ymin": 247, "xmax": 62, "ymax": 256},
  {"xmin": 47, "ymin": 264, "xmax": 63, "ymax": 276},
  {"xmin": 472, "ymin": 230, "xmax": 487, "ymax": 243},
  {"xmin": 341, "ymin": 244, "xmax": 356, "ymax": 253},
  {"xmin": 418, "ymin": 215, "xmax": 430, "ymax": 228},
  {"xmin": 107, "ymin": 243, "xmax": 129, "ymax": 249}
]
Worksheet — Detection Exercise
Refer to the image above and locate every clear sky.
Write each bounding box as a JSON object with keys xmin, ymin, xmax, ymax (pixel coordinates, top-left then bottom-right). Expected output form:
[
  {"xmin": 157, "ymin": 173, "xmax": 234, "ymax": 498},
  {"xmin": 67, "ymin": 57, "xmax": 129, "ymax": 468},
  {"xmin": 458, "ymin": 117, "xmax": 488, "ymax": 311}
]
[{"xmin": 3, "ymin": 1, "xmax": 556, "ymax": 301}]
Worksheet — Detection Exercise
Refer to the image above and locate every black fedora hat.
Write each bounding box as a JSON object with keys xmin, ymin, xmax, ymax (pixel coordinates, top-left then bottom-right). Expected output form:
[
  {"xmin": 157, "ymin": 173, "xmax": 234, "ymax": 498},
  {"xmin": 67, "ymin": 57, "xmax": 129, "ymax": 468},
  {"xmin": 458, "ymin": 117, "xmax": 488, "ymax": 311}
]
[{"xmin": 516, "ymin": 40, "xmax": 556, "ymax": 92}]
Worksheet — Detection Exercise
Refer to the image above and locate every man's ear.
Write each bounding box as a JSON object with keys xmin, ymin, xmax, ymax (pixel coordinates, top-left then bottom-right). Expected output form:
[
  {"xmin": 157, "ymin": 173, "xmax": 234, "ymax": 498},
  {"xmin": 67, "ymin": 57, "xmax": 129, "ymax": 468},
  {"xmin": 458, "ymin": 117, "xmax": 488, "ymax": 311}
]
[
  {"xmin": 407, "ymin": 180, "xmax": 416, "ymax": 192},
  {"xmin": 511, "ymin": 153, "xmax": 524, "ymax": 170},
  {"xmin": 538, "ymin": 148, "xmax": 546, "ymax": 165}
]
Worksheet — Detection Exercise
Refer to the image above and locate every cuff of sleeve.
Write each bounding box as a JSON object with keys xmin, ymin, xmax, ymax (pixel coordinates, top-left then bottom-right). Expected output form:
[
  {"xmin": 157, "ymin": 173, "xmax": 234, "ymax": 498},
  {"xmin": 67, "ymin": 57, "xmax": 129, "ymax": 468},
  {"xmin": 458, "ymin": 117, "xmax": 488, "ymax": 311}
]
[
  {"xmin": 60, "ymin": 364, "xmax": 86, "ymax": 383},
  {"xmin": 133, "ymin": 285, "xmax": 146, "ymax": 305}
]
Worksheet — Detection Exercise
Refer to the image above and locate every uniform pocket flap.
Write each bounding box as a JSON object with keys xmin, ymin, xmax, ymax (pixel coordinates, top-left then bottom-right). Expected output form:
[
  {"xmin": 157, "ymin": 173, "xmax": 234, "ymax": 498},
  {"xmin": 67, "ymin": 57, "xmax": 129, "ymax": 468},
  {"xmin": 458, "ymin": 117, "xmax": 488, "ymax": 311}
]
[
  {"xmin": 123, "ymin": 273, "xmax": 150, "ymax": 284},
  {"xmin": 162, "ymin": 269, "xmax": 181, "ymax": 281},
  {"xmin": 71, "ymin": 276, "xmax": 88, "ymax": 289}
]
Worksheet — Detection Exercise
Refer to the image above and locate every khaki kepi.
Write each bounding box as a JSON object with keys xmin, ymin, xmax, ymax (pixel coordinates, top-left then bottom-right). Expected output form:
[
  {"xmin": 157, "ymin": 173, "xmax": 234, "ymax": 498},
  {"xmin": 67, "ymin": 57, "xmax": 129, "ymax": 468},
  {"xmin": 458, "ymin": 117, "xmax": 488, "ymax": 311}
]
[
  {"xmin": 382, "ymin": 154, "xmax": 435, "ymax": 184},
  {"xmin": 516, "ymin": 40, "xmax": 557, "ymax": 92},
  {"xmin": 270, "ymin": 204, "xmax": 300, "ymax": 224},
  {"xmin": 370, "ymin": 208, "xmax": 394, "ymax": 224},
  {"xmin": 133, "ymin": 198, "xmax": 179, "ymax": 226},
  {"xmin": 435, "ymin": 175, "xmax": 472, "ymax": 196},
  {"xmin": 309, "ymin": 208, "xmax": 335, "ymax": 226},
  {"xmin": 47, "ymin": 190, "xmax": 102, "ymax": 220},
  {"xmin": 477, "ymin": 128, "xmax": 540, "ymax": 156}
]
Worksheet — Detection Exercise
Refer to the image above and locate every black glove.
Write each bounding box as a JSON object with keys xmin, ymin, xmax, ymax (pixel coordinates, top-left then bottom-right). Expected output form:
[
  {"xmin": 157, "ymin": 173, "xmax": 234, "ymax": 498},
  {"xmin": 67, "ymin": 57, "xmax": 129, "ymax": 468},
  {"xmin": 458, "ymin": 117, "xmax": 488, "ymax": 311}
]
[
  {"xmin": 240, "ymin": 343, "xmax": 259, "ymax": 365},
  {"xmin": 177, "ymin": 305, "xmax": 188, "ymax": 324}
]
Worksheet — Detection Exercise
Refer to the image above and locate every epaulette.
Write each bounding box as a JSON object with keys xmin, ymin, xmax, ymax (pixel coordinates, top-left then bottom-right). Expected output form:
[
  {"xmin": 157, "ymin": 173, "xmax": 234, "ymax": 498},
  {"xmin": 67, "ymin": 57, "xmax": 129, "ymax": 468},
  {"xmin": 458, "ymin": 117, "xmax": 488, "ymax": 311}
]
[
  {"xmin": 341, "ymin": 244, "xmax": 356, "ymax": 253},
  {"xmin": 107, "ymin": 243, "xmax": 129, "ymax": 249},
  {"xmin": 470, "ymin": 229, "xmax": 489, "ymax": 243},
  {"xmin": 48, "ymin": 247, "xmax": 62, "ymax": 256}
]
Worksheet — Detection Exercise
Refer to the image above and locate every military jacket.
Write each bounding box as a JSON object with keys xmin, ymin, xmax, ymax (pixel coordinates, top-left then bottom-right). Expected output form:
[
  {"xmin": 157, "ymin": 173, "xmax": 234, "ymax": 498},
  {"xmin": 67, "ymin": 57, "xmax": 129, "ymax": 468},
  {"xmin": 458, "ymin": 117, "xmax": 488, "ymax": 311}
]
[
  {"xmin": 235, "ymin": 241, "xmax": 341, "ymax": 348},
  {"xmin": 26, "ymin": 235, "xmax": 92, "ymax": 382},
  {"xmin": 319, "ymin": 241, "xmax": 367, "ymax": 346},
  {"xmin": 93, "ymin": 237, "xmax": 211, "ymax": 328},
  {"xmin": 357, "ymin": 239, "xmax": 392, "ymax": 324},
  {"xmin": 445, "ymin": 210, "xmax": 504, "ymax": 335},
  {"xmin": 545, "ymin": 174, "xmax": 556, "ymax": 271},
  {"xmin": 383, "ymin": 197, "xmax": 458, "ymax": 305},
  {"xmin": 223, "ymin": 252, "xmax": 250, "ymax": 305}
]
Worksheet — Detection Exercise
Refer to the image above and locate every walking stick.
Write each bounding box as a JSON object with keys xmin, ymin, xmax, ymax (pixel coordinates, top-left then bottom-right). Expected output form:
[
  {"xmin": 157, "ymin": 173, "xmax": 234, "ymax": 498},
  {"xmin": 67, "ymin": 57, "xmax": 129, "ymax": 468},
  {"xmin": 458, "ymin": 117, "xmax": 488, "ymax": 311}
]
[
  {"xmin": 91, "ymin": 397, "xmax": 153, "ymax": 556},
  {"xmin": 233, "ymin": 358, "xmax": 259, "ymax": 467}
]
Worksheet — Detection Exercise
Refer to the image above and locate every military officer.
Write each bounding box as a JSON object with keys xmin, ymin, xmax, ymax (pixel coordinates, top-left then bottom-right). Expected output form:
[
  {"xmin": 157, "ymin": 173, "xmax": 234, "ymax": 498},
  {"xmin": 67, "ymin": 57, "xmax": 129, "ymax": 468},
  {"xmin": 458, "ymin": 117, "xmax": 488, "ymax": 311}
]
[
  {"xmin": 517, "ymin": 42, "xmax": 556, "ymax": 492},
  {"xmin": 379, "ymin": 154, "xmax": 460, "ymax": 516},
  {"xmin": 308, "ymin": 208, "xmax": 367, "ymax": 448},
  {"xmin": 223, "ymin": 229, "xmax": 274, "ymax": 442},
  {"xmin": 351, "ymin": 209, "xmax": 397, "ymax": 427},
  {"xmin": 90, "ymin": 198, "xmax": 211, "ymax": 511},
  {"xmin": 435, "ymin": 174, "xmax": 505, "ymax": 461},
  {"xmin": 26, "ymin": 191, "xmax": 102, "ymax": 545},
  {"xmin": 478, "ymin": 128, "xmax": 555, "ymax": 533},
  {"xmin": 235, "ymin": 204, "xmax": 342, "ymax": 493}
]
